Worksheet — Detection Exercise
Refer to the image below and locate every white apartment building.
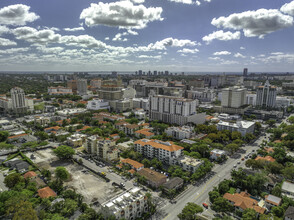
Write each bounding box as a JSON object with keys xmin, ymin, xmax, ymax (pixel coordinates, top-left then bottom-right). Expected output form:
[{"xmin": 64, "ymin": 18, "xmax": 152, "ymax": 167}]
[
  {"xmin": 149, "ymin": 95, "xmax": 205, "ymax": 126},
  {"xmin": 122, "ymin": 87, "xmax": 136, "ymax": 99},
  {"xmin": 77, "ymin": 79, "xmax": 88, "ymax": 96},
  {"xmin": 165, "ymin": 126, "xmax": 194, "ymax": 140},
  {"xmin": 48, "ymin": 87, "xmax": 73, "ymax": 95},
  {"xmin": 210, "ymin": 149, "xmax": 226, "ymax": 160},
  {"xmin": 134, "ymin": 139, "xmax": 203, "ymax": 172},
  {"xmin": 221, "ymin": 86, "xmax": 247, "ymax": 108},
  {"xmin": 186, "ymin": 88, "xmax": 216, "ymax": 102},
  {"xmin": 133, "ymin": 98, "xmax": 149, "ymax": 111},
  {"xmin": 246, "ymin": 93, "xmax": 257, "ymax": 106},
  {"xmin": 101, "ymin": 187, "xmax": 148, "ymax": 220},
  {"xmin": 276, "ymin": 96, "xmax": 291, "ymax": 108},
  {"xmin": 217, "ymin": 120, "xmax": 255, "ymax": 136},
  {"xmin": 256, "ymin": 80, "xmax": 277, "ymax": 108},
  {"xmin": 86, "ymin": 99, "xmax": 109, "ymax": 111},
  {"xmin": 90, "ymin": 79, "xmax": 102, "ymax": 88}
]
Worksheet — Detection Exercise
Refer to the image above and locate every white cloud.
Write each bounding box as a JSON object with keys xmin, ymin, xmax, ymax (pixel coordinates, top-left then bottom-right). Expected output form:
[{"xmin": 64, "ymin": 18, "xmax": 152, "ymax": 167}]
[
  {"xmin": 12, "ymin": 26, "xmax": 61, "ymax": 44},
  {"xmin": 127, "ymin": 30, "xmax": 138, "ymax": 35},
  {"xmin": 35, "ymin": 46, "xmax": 64, "ymax": 54},
  {"xmin": 0, "ymin": 47, "xmax": 29, "ymax": 54},
  {"xmin": 281, "ymin": 1, "xmax": 294, "ymax": 16},
  {"xmin": 209, "ymin": 57, "xmax": 221, "ymax": 60},
  {"xmin": 105, "ymin": 37, "xmax": 110, "ymax": 40},
  {"xmin": 150, "ymin": 37, "xmax": 197, "ymax": 50},
  {"xmin": 271, "ymin": 52, "xmax": 284, "ymax": 55},
  {"xmin": 220, "ymin": 60, "xmax": 238, "ymax": 65},
  {"xmin": 129, "ymin": 0, "xmax": 145, "ymax": 3},
  {"xmin": 202, "ymin": 30, "xmax": 240, "ymax": 44},
  {"xmin": 0, "ymin": 37, "xmax": 17, "ymax": 46},
  {"xmin": 80, "ymin": 1, "xmax": 163, "ymax": 29},
  {"xmin": 213, "ymin": 51, "xmax": 231, "ymax": 56},
  {"xmin": 138, "ymin": 55, "xmax": 161, "ymax": 59},
  {"xmin": 240, "ymin": 46, "xmax": 245, "ymax": 50},
  {"xmin": 112, "ymin": 33, "xmax": 128, "ymax": 41},
  {"xmin": 211, "ymin": 9, "xmax": 293, "ymax": 38},
  {"xmin": 0, "ymin": 25, "xmax": 9, "ymax": 35},
  {"xmin": 196, "ymin": 1, "xmax": 201, "ymax": 5},
  {"xmin": 61, "ymin": 34, "xmax": 107, "ymax": 48},
  {"xmin": 64, "ymin": 27, "xmax": 85, "ymax": 32},
  {"xmin": 177, "ymin": 48, "xmax": 199, "ymax": 54},
  {"xmin": 234, "ymin": 52, "xmax": 246, "ymax": 58},
  {"xmin": 204, "ymin": 0, "xmax": 211, "ymax": 2},
  {"xmin": 0, "ymin": 4, "xmax": 39, "ymax": 26},
  {"xmin": 260, "ymin": 53, "xmax": 294, "ymax": 64},
  {"xmin": 168, "ymin": 0, "xmax": 193, "ymax": 4}
]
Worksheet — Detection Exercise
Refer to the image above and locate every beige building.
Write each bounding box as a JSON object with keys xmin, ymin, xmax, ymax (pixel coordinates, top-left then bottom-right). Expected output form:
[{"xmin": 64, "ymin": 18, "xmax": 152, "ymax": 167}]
[
  {"xmin": 221, "ymin": 86, "xmax": 247, "ymax": 108},
  {"xmin": 67, "ymin": 133, "xmax": 87, "ymax": 147}
]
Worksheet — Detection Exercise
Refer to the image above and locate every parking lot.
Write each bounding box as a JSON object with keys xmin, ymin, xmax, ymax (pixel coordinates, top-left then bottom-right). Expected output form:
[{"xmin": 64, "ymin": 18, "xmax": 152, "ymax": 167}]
[{"xmin": 26, "ymin": 149, "xmax": 124, "ymax": 205}]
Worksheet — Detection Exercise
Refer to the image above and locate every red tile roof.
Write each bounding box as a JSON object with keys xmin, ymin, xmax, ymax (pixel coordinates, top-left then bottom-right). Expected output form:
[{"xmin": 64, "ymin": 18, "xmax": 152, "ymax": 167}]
[
  {"xmin": 24, "ymin": 171, "xmax": 37, "ymax": 179},
  {"xmin": 134, "ymin": 139, "xmax": 184, "ymax": 152},
  {"xmin": 38, "ymin": 186, "xmax": 57, "ymax": 198},
  {"xmin": 121, "ymin": 158, "xmax": 144, "ymax": 169},
  {"xmin": 8, "ymin": 133, "xmax": 28, "ymax": 139},
  {"xmin": 255, "ymin": 155, "xmax": 275, "ymax": 162}
]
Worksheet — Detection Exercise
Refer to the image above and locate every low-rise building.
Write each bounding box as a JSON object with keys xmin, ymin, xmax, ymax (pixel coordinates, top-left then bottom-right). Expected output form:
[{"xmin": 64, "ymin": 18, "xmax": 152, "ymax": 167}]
[
  {"xmin": 67, "ymin": 133, "xmax": 87, "ymax": 147},
  {"xmin": 255, "ymin": 156, "xmax": 275, "ymax": 163},
  {"xmin": 210, "ymin": 149, "xmax": 226, "ymax": 160},
  {"xmin": 217, "ymin": 120, "xmax": 255, "ymax": 136},
  {"xmin": 101, "ymin": 188, "xmax": 148, "ymax": 220},
  {"xmin": 162, "ymin": 177, "xmax": 184, "ymax": 193},
  {"xmin": 165, "ymin": 126, "xmax": 194, "ymax": 140},
  {"xmin": 38, "ymin": 186, "xmax": 57, "ymax": 199},
  {"xmin": 137, "ymin": 168, "xmax": 167, "ymax": 188},
  {"xmin": 282, "ymin": 181, "xmax": 294, "ymax": 199},
  {"xmin": 48, "ymin": 86, "xmax": 73, "ymax": 95},
  {"xmin": 34, "ymin": 116, "xmax": 51, "ymax": 126},
  {"xmin": 264, "ymin": 194, "xmax": 281, "ymax": 209},
  {"xmin": 223, "ymin": 192, "xmax": 266, "ymax": 215},
  {"xmin": 87, "ymin": 99, "xmax": 109, "ymax": 111},
  {"xmin": 135, "ymin": 128, "xmax": 154, "ymax": 139},
  {"xmin": 173, "ymin": 156, "xmax": 203, "ymax": 173},
  {"xmin": 124, "ymin": 124, "xmax": 140, "ymax": 135},
  {"xmin": 285, "ymin": 206, "xmax": 294, "ymax": 220},
  {"xmin": 120, "ymin": 158, "xmax": 144, "ymax": 171}
]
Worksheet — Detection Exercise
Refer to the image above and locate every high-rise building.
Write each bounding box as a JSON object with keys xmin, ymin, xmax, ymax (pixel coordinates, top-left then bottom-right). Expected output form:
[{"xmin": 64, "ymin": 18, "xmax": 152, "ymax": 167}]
[
  {"xmin": 256, "ymin": 80, "xmax": 277, "ymax": 108},
  {"xmin": 149, "ymin": 95, "xmax": 205, "ymax": 125},
  {"xmin": 77, "ymin": 79, "xmax": 88, "ymax": 96},
  {"xmin": 11, "ymin": 87, "xmax": 27, "ymax": 114},
  {"xmin": 221, "ymin": 86, "xmax": 247, "ymax": 108},
  {"xmin": 138, "ymin": 70, "xmax": 142, "ymax": 76},
  {"xmin": 67, "ymin": 80, "xmax": 77, "ymax": 94},
  {"xmin": 243, "ymin": 68, "xmax": 248, "ymax": 77}
]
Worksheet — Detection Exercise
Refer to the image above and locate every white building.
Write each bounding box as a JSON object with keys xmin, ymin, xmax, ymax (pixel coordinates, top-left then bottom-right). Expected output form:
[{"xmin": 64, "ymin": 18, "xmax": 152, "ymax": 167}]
[
  {"xmin": 221, "ymin": 86, "xmax": 247, "ymax": 108},
  {"xmin": 133, "ymin": 98, "xmax": 149, "ymax": 111},
  {"xmin": 282, "ymin": 181, "xmax": 294, "ymax": 199},
  {"xmin": 122, "ymin": 87, "xmax": 136, "ymax": 99},
  {"xmin": 165, "ymin": 126, "xmax": 194, "ymax": 140},
  {"xmin": 186, "ymin": 88, "xmax": 216, "ymax": 102},
  {"xmin": 276, "ymin": 96, "xmax": 291, "ymax": 108},
  {"xmin": 101, "ymin": 188, "xmax": 148, "ymax": 220},
  {"xmin": 256, "ymin": 80, "xmax": 277, "ymax": 108},
  {"xmin": 77, "ymin": 79, "xmax": 88, "ymax": 96},
  {"xmin": 90, "ymin": 79, "xmax": 102, "ymax": 88},
  {"xmin": 149, "ymin": 95, "xmax": 205, "ymax": 126},
  {"xmin": 56, "ymin": 108, "xmax": 87, "ymax": 116},
  {"xmin": 87, "ymin": 99, "xmax": 109, "ymax": 111},
  {"xmin": 246, "ymin": 93, "xmax": 257, "ymax": 106},
  {"xmin": 217, "ymin": 120, "xmax": 255, "ymax": 136},
  {"xmin": 210, "ymin": 149, "xmax": 226, "ymax": 160},
  {"xmin": 48, "ymin": 86, "xmax": 73, "ymax": 95}
]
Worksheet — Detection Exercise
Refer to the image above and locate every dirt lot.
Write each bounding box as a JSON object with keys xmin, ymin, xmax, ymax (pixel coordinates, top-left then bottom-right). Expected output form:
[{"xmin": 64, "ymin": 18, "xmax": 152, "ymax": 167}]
[{"xmin": 26, "ymin": 149, "xmax": 123, "ymax": 205}]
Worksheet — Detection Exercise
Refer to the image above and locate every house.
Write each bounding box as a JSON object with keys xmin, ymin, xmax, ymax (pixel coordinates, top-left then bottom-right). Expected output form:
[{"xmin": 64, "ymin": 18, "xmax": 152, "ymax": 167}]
[
  {"xmin": 135, "ymin": 128, "xmax": 154, "ymax": 139},
  {"xmin": 264, "ymin": 194, "xmax": 281, "ymax": 209},
  {"xmin": 121, "ymin": 158, "xmax": 144, "ymax": 171},
  {"xmin": 124, "ymin": 124, "xmax": 140, "ymax": 135},
  {"xmin": 223, "ymin": 192, "xmax": 266, "ymax": 215},
  {"xmin": 285, "ymin": 206, "xmax": 294, "ymax": 220},
  {"xmin": 264, "ymin": 147, "xmax": 274, "ymax": 154},
  {"xmin": 24, "ymin": 171, "xmax": 37, "ymax": 179},
  {"xmin": 4, "ymin": 159, "xmax": 30, "ymax": 172},
  {"xmin": 44, "ymin": 126, "xmax": 61, "ymax": 133},
  {"xmin": 7, "ymin": 133, "xmax": 29, "ymax": 142},
  {"xmin": 210, "ymin": 149, "xmax": 226, "ymax": 160},
  {"xmin": 38, "ymin": 186, "xmax": 57, "ymax": 198},
  {"xmin": 162, "ymin": 177, "xmax": 184, "ymax": 192},
  {"xmin": 137, "ymin": 168, "xmax": 167, "ymax": 188},
  {"xmin": 67, "ymin": 133, "xmax": 87, "ymax": 147},
  {"xmin": 255, "ymin": 156, "xmax": 276, "ymax": 163},
  {"xmin": 282, "ymin": 181, "xmax": 294, "ymax": 198}
]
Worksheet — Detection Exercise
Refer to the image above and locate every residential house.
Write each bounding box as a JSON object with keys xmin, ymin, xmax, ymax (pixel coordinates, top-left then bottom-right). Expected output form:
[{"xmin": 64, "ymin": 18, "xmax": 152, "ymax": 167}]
[
  {"xmin": 44, "ymin": 126, "xmax": 61, "ymax": 133},
  {"xmin": 120, "ymin": 159, "xmax": 144, "ymax": 171},
  {"xmin": 124, "ymin": 124, "xmax": 140, "ymax": 135},
  {"xmin": 264, "ymin": 194, "xmax": 281, "ymax": 209},
  {"xmin": 255, "ymin": 156, "xmax": 276, "ymax": 163},
  {"xmin": 285, "ymin": 206, "xmax": 294, "ymax": 220},
  {"xmin": 210, "ymin": 149, "xmax": 226, "ymax": 160},
  {"xmin": 135, "ymin": 128, "xmax": 154, "ymax": 139},
  {"xmin": 23, "ymin": 171, "xmax": 37, "ymax": 179},
  {"xmin": 137, "ymin": 168, "xmax": 167, "ymax": 188},
  {"xmin": 38, "ymin": 186, "xmax": 57, "ymax": 198},
  {"xmin": 282, "ymin": 181, "xmax": 294, "ymax": 198},
  {"xmin": 67, "ymin": 133, "xmax": 87, "ymax": 147},
  {"xmin": 223, "ymin": 192, "xmax": 266, "ymax": 215},
  {"xmin": 162, "ymin": 177, "xmax": 184, "ymax": 193}
]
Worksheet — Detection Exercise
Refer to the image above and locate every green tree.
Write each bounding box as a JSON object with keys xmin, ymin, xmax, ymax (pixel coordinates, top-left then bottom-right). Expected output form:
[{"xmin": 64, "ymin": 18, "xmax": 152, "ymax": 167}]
[
  {"xmin": 242, "ymin": 208, "xmax": 257, "ymax": 220},
  {"xmin": 231, "ymin": 131, "xmax": 242, "ymax": 140},
  {"xmin": 208, "ymin": 190, "xmax": 220, "ymax": 203},
  {"xmin": 271, "ymin": 206, "xmax": 284, "ymax": 218},
  {"xmin": 53, "ymin": 145, "xmax": 75, "ymax": 160},
  {"xmin": 266, "ymin": 119, "xmax": 276, "ymax": 127},
  {"xmin": 177, "ymin": 202, "xmax": 203, "ymax": 220},
  {"xmin": 0, "ymin": 131, "xmax": 9, "ymax": 142},
  {"xmin": 5, "ymin": 198, "xmax": 38, "ymax": 220},
  {"xmin": 35, "ymin": 131, "xmax": 49, "ymax": 140},
  {"xmin": 61, "ymin": 199, "xmax": 78, "ymax": 217},
  {"xmin": 211, "ymin": 197, "xmax": 233, "ymax": 213},
  {"xmin": 283, "ymin": 165, "xmax": 294, "ymax": 180},
  {"xmin": 224, "ymin": 143, "xmax": 239, "ymax": 154},
  {"xmin": 55, "ymin": 167, "xmax": 70, "ymax": 181},
  {"xmin": 288, "ymin": 116, "xmax": 294, "ymax": 124},
  {"xmin": 218, "ymin": 180, "xmax": 231, "ymax": 195},
  {"xmin": 4, "ymin": 173, "xmax": 25, "ymax": 189}
]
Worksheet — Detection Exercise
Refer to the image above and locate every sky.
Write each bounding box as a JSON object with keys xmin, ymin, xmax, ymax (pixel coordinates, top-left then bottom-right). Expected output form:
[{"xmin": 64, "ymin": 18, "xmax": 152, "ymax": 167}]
[{"xmin": 0, "ymin": 0, "xmax": 294, "ymax": 72}]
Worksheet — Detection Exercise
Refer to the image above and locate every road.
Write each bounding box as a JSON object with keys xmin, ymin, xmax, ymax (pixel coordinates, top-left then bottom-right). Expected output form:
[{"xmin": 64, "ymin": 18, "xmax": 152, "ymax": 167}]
[{"xmin": 155, "ymin": 133, "xmax": 268, "ymax": 220}]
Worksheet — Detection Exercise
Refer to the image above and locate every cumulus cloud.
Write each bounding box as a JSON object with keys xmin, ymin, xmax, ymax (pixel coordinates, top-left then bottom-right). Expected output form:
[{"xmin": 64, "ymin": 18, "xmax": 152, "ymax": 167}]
[
  {"xmin": 211, "ymin": 9, "xmax": 293, "ymax": 38},
  {"xmin": 168, "ymin": 0, "xmax": 193, "ymax": 4},
  {"xmin": 112, "ymin": 33, "xmax": 128, "ymax": 41},
  {"xmin": 281, "ymin": 1, "xmax": 294, "ymax": 16},
  {"xmin": 0, "ymin": 47, "xmax": 29, "ymax": 54},
  {"xmin": 129, "ymin": 0, "xmax": 145, "ymax": 3},
  {"xmin": 80, "ymin": 1, "xmax": 163, "ymax": 29},
  {"xmin": 213, "ymin": 51, "xmax": 231, "ymax": 55},
  {"xmin": 64, "ymin": 27, "xmax": 85, "ymax": 32},
  {"xmin": 240, "ymin": 46, "xmax": 245, "ymax": 50},
  {"xmin": 138, "ymin": 55, "xmax": 161, "ymax": 59},
  {"xmin": 0, "ymin": 4, "xmax": 39, "ymax": 26},
  {"xmin": 209, "ymin": 57, "xmax": 221, "ymax": 60},
  {"xmin": 234, "ymin": 52, "xmax": 246, "ymax": 58},
  {"xmin": 12, "ymin": 26, "xmax": 61, "ymax": 44},
  {"xmin": 196, "ymin": 1, "xmax": 201, "ymax": 5},
  {"xmin": 177, "ymin": 48, "xmax": 199, "ymax": 54},
  {"xmin": 150, "ymin": 37, "xmax": 197, "ymax": 50},
  {"xmin": 61, "ymin": 35, "xmax": 107, "ymax": 48},
  {"xmin": 260, "ymin": 53, "xmax": 294, "ymax": 64},
  {"xmin": 105, "ymin": 37, "xmax": 110, "ymax": 40},
  {"xmin": 0, "ymin": 25, "xmax": 10, "ymax": 35},
  {"xmin": 202, "ymin": 30, "xmax": 240, "ymax": 44},
  {"xmin": 0, "ymin": 37, "xmax": 17, "ymax": 46}
]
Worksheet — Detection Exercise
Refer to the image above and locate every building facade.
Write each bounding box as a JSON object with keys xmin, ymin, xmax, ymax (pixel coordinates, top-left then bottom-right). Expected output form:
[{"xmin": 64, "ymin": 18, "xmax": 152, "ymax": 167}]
[
  {"xmin": 165, "ymin": 126, "xmax": 194, "ymax": 140},
  {"xmin": 77, "ymin": 79, "xmax": 88, "ymax": 96},
  {"xmin": 217, "ymin": 120, "xmax": 255, "ymax": 136},
  {"xmin": 256, "ymin": 80, "xmax": 277, "ymax": 108},
  {"xmin": 221, "ymin": 86, "xmax": 247, "ymax": 108}
]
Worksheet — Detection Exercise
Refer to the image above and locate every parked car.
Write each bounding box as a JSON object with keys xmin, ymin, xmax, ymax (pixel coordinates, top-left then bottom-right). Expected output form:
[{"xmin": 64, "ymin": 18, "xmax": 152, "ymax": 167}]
[{"xmin": 202, "ymin": 203, "xmax": 208, "ymax": 209}]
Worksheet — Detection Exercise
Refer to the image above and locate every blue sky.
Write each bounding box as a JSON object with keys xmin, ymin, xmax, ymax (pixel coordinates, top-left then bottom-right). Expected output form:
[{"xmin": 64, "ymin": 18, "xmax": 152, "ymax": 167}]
[{"xmin": 0, "ymin": 0, "xmax": 294, "ymax": 72}]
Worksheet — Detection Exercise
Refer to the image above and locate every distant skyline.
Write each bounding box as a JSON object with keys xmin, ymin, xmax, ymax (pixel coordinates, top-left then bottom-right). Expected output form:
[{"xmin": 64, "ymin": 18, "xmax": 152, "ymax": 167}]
[{"xmin": 0, "ymin": 0, "xmax": 294, "ymax": 72}]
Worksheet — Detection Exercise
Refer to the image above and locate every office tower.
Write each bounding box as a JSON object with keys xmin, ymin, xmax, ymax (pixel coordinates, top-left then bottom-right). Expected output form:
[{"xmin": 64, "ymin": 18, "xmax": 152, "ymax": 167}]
[
  {"xmin": 111, "ymin": 71, "xmax": 118, "ymax": 77},
  {"xmin": 138, "ymin": 70, "xmax": 142, "ymax": 76},
  {"xmin": 67, "ymin": 80, "xmax": 78, "ymax": 94},
  {"xmin": 165, "ymin": 71, "xmax": 169, "ymax": 75},
  {"xmin": 77, "ymin": 79, "xmax": 88, "ymax": 96},
  {"xmin": 153, "ymin": 71, "xmax": 157, "ymax": 76},
  {"xmin": 243, "ymin": 68, "xmax": 248, "ymax": 77},
  {"xmin": 11, "ymin": 87, "xmax": 27, "ymax": 114},
  {"xmin": 221, "ymin": 86, "xmax": 247, "ymax": 108},
  {"xmin": 149, "ymin": 95, "xmax": 205, "ymax": 125},
  {"xmin": 256, "ymin": 80, "xmax": 277, "ymax": 108}
]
